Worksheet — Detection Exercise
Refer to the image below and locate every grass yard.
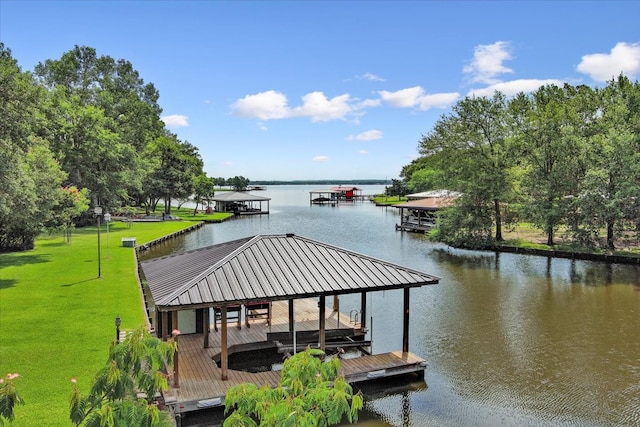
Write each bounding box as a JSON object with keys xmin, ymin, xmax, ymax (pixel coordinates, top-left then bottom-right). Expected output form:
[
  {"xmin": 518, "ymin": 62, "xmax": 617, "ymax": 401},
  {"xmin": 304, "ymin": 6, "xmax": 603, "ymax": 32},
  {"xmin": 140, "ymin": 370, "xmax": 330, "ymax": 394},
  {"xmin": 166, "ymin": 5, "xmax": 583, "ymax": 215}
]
[
  {"xmin": 0, "ymin": 220, "xmax": 199, "ymax": 426},
  {"xmin": 369, "ymin": 195, "xmax": 407, "ymax": 205}
]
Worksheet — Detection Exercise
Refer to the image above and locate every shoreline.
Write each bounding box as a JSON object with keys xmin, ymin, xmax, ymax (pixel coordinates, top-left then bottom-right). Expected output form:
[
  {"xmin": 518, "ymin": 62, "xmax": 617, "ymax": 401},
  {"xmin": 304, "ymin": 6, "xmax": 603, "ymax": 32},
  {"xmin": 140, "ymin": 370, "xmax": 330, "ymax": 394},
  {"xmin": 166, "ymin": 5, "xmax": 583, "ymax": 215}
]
[{"xmin": 486, "ymin": 244, "xmax": 640, "ymax": 266}]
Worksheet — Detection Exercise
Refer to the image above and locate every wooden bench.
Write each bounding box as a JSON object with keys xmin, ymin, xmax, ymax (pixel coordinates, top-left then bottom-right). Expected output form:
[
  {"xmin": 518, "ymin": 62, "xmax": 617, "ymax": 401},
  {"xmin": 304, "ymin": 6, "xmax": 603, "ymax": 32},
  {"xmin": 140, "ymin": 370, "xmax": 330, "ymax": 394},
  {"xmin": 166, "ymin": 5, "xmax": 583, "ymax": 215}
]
[
  {"xmin": 270, "ymin": 330, "xmax": 371, "ymax": 354},
  {"xmin": 244, "ymin": 301, "xmax": 271, "ymax": 327},
  {"xmin": 213, "ymin": 305, "xmax": 242, "ymax": 331},
  {"xmin": 267, "ymin": 328, "xmax": 357, "ymax": 344}
]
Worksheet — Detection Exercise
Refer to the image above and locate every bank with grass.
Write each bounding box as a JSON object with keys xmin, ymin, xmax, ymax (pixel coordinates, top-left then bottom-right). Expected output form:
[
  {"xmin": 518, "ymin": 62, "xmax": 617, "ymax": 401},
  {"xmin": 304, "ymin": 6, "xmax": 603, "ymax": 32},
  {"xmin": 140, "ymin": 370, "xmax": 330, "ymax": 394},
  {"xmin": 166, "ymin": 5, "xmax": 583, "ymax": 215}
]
[{"xmin": 0, "ymin": 220, "xmax": 202, "ymax": 427}]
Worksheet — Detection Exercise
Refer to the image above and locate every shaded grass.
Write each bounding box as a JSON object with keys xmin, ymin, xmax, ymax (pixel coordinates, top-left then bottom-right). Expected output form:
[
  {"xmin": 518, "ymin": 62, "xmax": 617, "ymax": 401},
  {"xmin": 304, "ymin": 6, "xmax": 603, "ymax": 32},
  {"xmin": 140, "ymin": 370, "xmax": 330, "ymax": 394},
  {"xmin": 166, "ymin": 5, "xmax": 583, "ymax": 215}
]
[
  {"xmin": 501, "ymin": 223, "xmax": 640, "ymax": 256},
  {"xmin": 169, "ymin": 206, "xmax": 234, "ymax": 222},
  {"xmin": 0, "ymin": 220, "xmax": 198, "ymax": 426}
]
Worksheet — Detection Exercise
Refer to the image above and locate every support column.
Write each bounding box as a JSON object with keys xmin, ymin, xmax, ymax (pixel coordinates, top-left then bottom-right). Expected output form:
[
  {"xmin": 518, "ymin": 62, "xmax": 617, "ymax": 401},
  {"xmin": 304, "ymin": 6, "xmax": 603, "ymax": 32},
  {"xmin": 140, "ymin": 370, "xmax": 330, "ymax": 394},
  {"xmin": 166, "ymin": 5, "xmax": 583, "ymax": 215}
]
[
  {"xmin": 402, "ymin": 288, "xmax": 410, "ymax": 353},
  {"xmin": 220, "ymin": 306, "xmax": 228, "ymax": 381},
  {"xmin": 161, "ymin": 311, "xmax": 168, "ymax": 341},
  {"xmin": 360, "ymin": 292, "xmax": 367, "ymax": 330},
  {"xmin": 203, "ymin": 307, "xmax": 210, "ymax": 348},
  {"xmin": 171, "ymin": 311, "xmax": 179, "ymax": 388},
  {"xmin": 288, "ymin": 299, "xmax": 294, "ymax": 336},
  {"xmin": 319, "ymin": 296, "xmax": 326, "ymax": 351}
]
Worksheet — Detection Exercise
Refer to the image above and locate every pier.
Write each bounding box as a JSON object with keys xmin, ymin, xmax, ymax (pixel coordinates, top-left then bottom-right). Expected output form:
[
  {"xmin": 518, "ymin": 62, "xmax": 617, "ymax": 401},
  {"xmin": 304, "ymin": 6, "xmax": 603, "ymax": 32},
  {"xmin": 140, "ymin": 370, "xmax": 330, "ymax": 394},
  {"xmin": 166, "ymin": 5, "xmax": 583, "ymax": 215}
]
[
  {"xmin": 165, "ymin": 298, "xmax": 427, "ymax": 418},
  {"xmin": 138, "ymin": 233, "xmax": 439, "ymax": 423}
]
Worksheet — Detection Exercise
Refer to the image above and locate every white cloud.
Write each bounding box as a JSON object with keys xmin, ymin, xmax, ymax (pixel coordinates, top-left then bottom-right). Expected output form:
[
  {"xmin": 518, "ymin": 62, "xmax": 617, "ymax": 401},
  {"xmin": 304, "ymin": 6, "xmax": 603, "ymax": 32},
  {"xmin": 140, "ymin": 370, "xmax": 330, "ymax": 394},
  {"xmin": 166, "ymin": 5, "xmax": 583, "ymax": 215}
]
[
  {"xmin": 353, "ymin": 98, "xmax": 381, "ymax": 109},
  {"xmin": 463, "ymin": 41, "xmax": 514, "ymax": 84},
  {"xmin": 231, "ymin": 90, "xmax": 366, "ymax": 122},
  {"xmin": 418, "ymin": 92, "xmax": 461, "ymax": 109},
  {"xmin": 231, "ymin": 90, "xmax": 290, "ymax": 120},
  {"xmin": 162, "ymin": 114, "xmax": 189, "ymax": 128},
  {"xmin": 577, "ymin": 42, "xmax": 640, "ymax": 82},
  {"xmin": 292, "ymin": 92, "xmax": 352, "ymax": 122},
  {"xmin": 467, "ymin": 78, "xmax": 564, "ymax": 98},
  {"xmin": 378, "ymin": 86, "xmax": 459, "ymax": 110},
  {"xmin": 359, "ymin": 150, "xmax": 369, "ymax": 155},
  {"xmin": 358, "ymin": 72, "xmax": 385, "ymax": 82},
  {"xmin": 347, "ymin": 129, "xmax": 383, "ymax": 141},
  {"xmin": 223, "ymin": 161, "xmax": 233, "ymax": 166},
  {"xmin": 312, "ymin": 155, "xmax": 330, "ymax": 162}
]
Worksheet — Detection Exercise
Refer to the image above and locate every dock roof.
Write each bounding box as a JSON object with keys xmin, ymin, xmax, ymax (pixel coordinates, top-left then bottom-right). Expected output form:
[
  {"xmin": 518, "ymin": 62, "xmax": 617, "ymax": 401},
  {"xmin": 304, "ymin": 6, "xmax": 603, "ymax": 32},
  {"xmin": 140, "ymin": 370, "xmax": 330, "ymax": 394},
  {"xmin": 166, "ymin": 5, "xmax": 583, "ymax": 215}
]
[
  {"xmin": 393, "ymin": 197, "xmax": 458, "ymax": 211},
  {"xmin": 140, "ymin": 234, "xmax": 439, "ymax": 311},
  {"xmin": 211, "ymin": 191, "xmax": 271, "ymax": 202},
  {"xmin": 406, "ymin": 189, "xmax": 462, "ymax": 200}
]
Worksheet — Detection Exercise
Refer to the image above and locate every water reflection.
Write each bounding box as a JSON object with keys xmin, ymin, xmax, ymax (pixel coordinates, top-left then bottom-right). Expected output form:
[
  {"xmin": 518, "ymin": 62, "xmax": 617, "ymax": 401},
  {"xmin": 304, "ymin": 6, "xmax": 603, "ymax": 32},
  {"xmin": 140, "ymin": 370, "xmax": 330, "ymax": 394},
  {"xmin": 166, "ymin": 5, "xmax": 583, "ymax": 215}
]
[{"xmin": 145, "ymin": 186, "xmax": 640, "ymax": 427}]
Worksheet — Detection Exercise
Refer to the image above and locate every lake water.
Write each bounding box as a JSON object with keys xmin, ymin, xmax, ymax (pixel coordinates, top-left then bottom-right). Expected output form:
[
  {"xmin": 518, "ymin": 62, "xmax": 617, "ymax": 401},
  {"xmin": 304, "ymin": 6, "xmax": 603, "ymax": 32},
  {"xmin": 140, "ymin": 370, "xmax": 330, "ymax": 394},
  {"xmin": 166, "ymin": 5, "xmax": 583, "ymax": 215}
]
[{"xmin": 141, "ymin": 185, "xmax": 640, "ymax": 427}]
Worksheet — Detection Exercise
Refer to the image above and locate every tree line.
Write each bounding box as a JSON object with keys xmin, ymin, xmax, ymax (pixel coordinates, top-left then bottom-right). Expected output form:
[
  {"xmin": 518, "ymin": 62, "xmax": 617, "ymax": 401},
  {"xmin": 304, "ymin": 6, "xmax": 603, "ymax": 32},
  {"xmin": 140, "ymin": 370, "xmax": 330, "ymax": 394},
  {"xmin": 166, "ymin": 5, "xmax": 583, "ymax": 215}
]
[
  {"xmin": 0, "ymin": 43, "xmax": 257, "ymax": 251},
  {"xmin": 396, "ymin": 76, "xmax": 640, "ymax": 250}
]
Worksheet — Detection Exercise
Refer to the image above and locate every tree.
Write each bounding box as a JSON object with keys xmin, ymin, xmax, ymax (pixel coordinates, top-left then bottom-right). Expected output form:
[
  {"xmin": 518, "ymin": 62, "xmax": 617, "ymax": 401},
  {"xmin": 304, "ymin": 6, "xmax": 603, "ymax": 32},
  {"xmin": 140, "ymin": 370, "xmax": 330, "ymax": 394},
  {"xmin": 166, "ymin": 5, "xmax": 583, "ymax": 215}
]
[
  {"xmin": 193, "ymin": 174, "xmax": 215, "ymax": 214},
  {"xmin": 0, "ymin": 373, "xmax": 24, "ymax": 426},
  {"xmin": 51, "ymin": 186, "xmax": 91, "ymax": 243},
  {"xmin": 419, "ymin": 92, "xmax": 515, "ymax": 242},
  {"xmin": 229, "ymin": 176, "xmax": 250, "ymax": 192},
  {"xmin": 0, "ymin": 44, "xmax": 70, "ymax": 251},
  {"xmin": 515, "ymin": 84, "xmax": 589, "ymax": 246},
  {"xmin": 142, "ymin": 134, "xmax": 204, "ymax": 214},
  {"xmin": 224, "ymin": 349, "xmax": 363, "ymax": 427},
  {"xmin": 69, "ymin": 326, "xmax": 176, "ymax": 427},
  {"xmin": 385, "ymin": 179, "xmax": 408, "ymax": 197},
  {"xmin": 572, "ymin": 76, "xmax": 640, "ymax": 249},
  {"xmin": 34, "ymin": 45, "xmax": 165, "ymax": 211}
]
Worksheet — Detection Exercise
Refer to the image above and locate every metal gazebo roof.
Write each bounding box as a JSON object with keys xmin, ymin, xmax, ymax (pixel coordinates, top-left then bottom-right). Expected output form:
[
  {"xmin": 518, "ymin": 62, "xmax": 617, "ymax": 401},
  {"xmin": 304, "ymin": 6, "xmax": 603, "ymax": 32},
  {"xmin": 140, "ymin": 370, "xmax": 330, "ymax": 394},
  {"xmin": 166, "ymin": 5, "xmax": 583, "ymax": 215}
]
[{"xmin": 140, "ymin": 234, "xmax": 440, "ymax": 311}]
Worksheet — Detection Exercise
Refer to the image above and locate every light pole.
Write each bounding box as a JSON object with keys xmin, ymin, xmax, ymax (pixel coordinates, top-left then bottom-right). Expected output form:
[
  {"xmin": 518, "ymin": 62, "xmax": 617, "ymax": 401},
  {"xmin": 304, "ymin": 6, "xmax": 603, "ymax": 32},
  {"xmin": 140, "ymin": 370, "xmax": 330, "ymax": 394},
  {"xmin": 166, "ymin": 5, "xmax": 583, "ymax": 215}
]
[
  {"xmin": 115, "ymin": 315, "xmax": 121, "ymax": 344},
  {"xmin": 94, "ymin": 206, "xmax": 102, "ymax": 278},
  {"xmin": 104, "ymin": 212, "xmax": 111, "ymax": 259}
]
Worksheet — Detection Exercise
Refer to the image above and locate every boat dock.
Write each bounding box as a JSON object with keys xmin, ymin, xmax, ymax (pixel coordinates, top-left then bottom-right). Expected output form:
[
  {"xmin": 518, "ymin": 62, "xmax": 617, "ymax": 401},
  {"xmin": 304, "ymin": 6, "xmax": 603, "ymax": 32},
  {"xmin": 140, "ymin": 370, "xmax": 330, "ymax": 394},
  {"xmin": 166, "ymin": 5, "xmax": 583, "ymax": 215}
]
[{"xmin": 165, "ymin": 298, "xmax": 426, "ymax": 419}]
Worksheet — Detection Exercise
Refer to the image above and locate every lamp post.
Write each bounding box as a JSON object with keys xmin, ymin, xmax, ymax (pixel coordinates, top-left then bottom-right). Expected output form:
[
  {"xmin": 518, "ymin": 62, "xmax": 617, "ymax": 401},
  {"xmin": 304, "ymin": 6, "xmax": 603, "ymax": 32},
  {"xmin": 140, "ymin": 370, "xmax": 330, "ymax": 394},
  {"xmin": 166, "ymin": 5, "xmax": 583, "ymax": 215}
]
[
  {"xmin": 104, "ymin": 212, "xmax": 111, "ymax": 259},
  {"xmin": 94, "ymin": 206, "xmax": 102, "ymax": 278},
  {"xmin": 115, "ymin": 315, "xmax": 121, "ymax": 344}
]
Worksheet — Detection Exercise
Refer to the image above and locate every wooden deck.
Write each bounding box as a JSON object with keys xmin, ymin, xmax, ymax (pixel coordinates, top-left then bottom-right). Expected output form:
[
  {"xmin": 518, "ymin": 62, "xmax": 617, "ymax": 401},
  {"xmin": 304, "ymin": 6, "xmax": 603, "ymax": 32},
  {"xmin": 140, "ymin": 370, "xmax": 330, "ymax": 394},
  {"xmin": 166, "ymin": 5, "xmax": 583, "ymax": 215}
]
[
  {"xmin": 166, "ymin": 298, "xmax": 426, "ymax": 415},
  {"xmin": 395, "ymin": 221, "xmax": 435, "ymax": 233}
]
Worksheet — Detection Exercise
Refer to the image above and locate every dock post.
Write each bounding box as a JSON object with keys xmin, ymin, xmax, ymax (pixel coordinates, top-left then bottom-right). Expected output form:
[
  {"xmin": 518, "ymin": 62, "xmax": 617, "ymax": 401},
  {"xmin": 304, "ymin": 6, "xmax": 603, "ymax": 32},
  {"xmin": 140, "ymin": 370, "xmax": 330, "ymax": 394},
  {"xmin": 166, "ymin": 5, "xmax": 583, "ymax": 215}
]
[
  {"xmin": 402, "ymin": 288, "xmax": 410, "ymax": 353},
  {"xmin": 360, "ymin": 292, "xmax": 367, "ymax": 330},
  {"xmin": 220, "ymin": 307, "xmax": 228, "ymax": 380},
  {"xmin": 319, "ymin": 296, "xmax": 326, "ymax": 351},
  {"xmin": 203, "ymin": 308, "xmax": 210, "ymax": 348}
]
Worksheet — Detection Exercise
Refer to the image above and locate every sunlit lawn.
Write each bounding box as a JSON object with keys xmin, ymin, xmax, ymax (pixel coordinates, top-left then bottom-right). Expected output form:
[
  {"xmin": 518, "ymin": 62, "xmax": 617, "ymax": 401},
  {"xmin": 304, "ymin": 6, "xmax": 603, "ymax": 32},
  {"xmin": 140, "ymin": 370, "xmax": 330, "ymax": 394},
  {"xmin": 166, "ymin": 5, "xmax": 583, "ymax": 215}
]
[
  {"xmin": 0, "ymin": 220, "xmax": 199, "ymax": 426},
  {"xmin": 369, "ymin": 195, "xmax": 407, "ymax": 205}
]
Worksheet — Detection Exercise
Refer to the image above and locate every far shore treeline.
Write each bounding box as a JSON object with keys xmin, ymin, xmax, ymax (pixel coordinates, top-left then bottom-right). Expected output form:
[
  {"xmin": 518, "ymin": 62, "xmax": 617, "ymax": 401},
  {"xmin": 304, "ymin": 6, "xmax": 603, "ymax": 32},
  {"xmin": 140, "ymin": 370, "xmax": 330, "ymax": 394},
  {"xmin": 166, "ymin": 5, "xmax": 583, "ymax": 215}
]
[
  {"xmin": 251, "ymin": 179, "xmax": 389, "ymax": 186},
  {"xmin": 2, "ymin": 42, "xmax": 639, "ymax": 254}
]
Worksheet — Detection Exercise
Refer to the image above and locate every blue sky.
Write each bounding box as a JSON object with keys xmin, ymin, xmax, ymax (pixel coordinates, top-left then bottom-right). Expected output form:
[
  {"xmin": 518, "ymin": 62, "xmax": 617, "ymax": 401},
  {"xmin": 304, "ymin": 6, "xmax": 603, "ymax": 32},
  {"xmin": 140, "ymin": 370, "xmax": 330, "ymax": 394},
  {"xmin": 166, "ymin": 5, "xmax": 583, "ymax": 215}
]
[{"xmin": 2, "ymin": 1, "xmax": 639, "ymax": 181}]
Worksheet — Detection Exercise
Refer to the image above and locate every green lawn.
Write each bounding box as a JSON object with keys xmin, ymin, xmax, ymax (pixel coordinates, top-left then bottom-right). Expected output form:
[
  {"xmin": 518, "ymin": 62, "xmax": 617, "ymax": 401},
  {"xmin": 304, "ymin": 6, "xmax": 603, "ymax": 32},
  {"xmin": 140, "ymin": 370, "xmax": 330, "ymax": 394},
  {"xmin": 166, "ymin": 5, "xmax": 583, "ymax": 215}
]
[
  {"xmin": 369, "ymin": 195, "xmax": 407, "ymax": 205},
  {"xmin": 0, "ymin": 220, "xmax": 199, "ymax": 426}
]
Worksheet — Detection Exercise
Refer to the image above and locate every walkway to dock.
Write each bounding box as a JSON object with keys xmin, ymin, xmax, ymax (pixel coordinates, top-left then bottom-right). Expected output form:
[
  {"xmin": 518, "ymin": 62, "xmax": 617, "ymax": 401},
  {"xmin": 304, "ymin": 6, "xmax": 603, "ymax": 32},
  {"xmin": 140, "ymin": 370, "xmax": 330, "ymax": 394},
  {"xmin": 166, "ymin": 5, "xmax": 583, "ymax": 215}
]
[{"xmin": 166, "ymin": 298, "xmax": 426, "ymax": 416}]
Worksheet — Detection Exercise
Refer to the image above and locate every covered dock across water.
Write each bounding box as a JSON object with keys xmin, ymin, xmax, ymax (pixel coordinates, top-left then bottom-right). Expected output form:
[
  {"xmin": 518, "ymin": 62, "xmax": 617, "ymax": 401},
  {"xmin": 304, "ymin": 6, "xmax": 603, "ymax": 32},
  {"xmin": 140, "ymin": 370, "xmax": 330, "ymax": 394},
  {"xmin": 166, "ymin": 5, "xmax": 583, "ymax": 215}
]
[
  {"xmin": 211, "ymin": 191, "xmax": 270, "ymax": 215},
  {"xmin": 394, "ymin": 192, "xmax": 460, "ymax": 233},
  {"xmin": 138, "ymin": 233, "xmax": 440, "ymax": 419}
]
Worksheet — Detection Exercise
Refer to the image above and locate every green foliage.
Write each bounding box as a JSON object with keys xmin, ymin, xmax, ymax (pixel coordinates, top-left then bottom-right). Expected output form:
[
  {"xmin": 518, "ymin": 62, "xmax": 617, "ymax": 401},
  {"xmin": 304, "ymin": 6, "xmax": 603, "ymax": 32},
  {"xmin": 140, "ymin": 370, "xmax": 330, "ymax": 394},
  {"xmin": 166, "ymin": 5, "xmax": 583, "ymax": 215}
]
[
  {"xmin": 0, "ymin": 44, "xmax": 69, "ymax": 251},
  {"xmin": 142, "ymin": 135, "xmax": 204, "ymax": 214},
  {"xmin": 69, "ymin": 326, "xmax": 176, "ymax": 427},
  {"xmin": 385, "ymin": 179, "xmax": 408, "ymax": 197},
  {"xmin": 0, "ymin": 373, "xmax": 24, "ymax": 426},
  {"xmin": 193, "ymin": 174, "xmax": 216, "ymax": 213},
  {"xmin": 406, "ymin": 79, "xmax": 640, "ymax": 250},
  {"xmin": 229, "ymin": 176, "xmax": 250, "ymax": 192},
  {"xmin": 224, "ymin": 349, "xmax": 363, "ymax": 427},
  {"xmin": 418, "ymin": 92, "xmax": 515, "ymax": 242},
  {"xmin": 431, "ymin": 199, "xmax": 494, "ymax": 249}
]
